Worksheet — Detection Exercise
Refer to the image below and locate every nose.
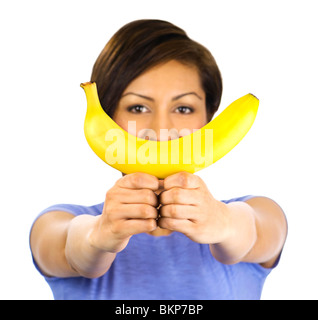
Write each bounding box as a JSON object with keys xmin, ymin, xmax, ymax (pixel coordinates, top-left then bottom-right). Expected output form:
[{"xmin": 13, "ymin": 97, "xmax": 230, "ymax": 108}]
[{"xmin": 138, "ymin": 115, "xmax": 179, "ymax": 141}]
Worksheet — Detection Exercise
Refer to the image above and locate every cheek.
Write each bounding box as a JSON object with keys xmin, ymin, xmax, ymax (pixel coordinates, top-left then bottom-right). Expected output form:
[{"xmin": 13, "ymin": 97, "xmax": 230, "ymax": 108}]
[
  {"xmin": 194, "ymin": 116, "xmax": 208, "ymax": 129},
  {"xmin": 113, "ymin": 117, "xmax": 129, "ymax": 132},
  {"xmin": 175, "ymin": 116, "xmax": 207, "ymax": 134},
  {"xmin": 112, "ymin": 109, "xmax": 126, "ymax": 129},
  {"xmin": 112, "ymin": 111, "xmax": 152, "ymax": 138},
  {"xmin": 112, "ymin": 109, "xmax": 134, "ymax": 132}
]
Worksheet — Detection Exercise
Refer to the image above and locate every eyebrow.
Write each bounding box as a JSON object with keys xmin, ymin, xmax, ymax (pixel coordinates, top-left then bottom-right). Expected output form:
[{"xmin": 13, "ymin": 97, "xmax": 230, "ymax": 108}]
[{"xmin": 121, "ymin": 92, "xmax": 203, "ymax": 101}]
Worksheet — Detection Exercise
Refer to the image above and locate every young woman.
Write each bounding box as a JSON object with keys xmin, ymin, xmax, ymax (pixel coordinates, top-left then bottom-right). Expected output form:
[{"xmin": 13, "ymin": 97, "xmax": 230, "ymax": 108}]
[{"xmin": 30, "ymin": 19, "xmax": 287, "ymax": 300}]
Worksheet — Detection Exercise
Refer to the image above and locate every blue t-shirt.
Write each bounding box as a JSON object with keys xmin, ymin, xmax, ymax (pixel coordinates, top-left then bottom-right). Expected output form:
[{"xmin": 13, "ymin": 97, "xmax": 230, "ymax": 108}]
[{"xmin": 30, "ymin": 195, "xmax": 277, "ymax": 300}]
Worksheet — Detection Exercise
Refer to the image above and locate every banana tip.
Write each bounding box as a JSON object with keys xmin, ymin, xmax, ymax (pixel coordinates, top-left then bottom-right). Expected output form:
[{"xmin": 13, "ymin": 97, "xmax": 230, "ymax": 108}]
[
  {"xmin": 249, "ymin": 93, "xmax": 259, "ymax": 100},
  {"xmin": 80, "ymin": 82, "xmax": 93, "ymax": 89}
]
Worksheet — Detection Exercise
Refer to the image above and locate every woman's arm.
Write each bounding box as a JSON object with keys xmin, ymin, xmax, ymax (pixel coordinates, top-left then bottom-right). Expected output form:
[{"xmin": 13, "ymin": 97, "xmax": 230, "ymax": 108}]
[
  {"xmin": 30, "ymin": 172, "xmax": 160, "ymax": 279},
  {"xmin": 158, "ymin": 172, "xmax": 287, "ymax": 268}
]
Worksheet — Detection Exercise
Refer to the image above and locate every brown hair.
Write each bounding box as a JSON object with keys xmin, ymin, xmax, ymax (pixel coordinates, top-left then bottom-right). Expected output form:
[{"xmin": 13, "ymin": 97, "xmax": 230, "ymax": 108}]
[{"xmin": 91, "ymin": 19, "xmax": 222, "ymax": 121}]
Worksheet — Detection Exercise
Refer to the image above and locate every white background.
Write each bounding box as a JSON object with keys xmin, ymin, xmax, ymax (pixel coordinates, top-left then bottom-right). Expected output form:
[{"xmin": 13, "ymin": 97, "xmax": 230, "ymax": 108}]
[{"xmin": 1, "ymin": 0, "xmax": 317, "ymax": 299}]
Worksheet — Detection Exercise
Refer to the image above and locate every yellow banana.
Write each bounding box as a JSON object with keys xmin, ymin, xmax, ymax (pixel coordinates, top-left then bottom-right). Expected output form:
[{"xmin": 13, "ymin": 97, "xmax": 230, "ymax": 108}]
[{"xmin": 81, "ymin": 82, "xmax": 259, "ymax": 178}]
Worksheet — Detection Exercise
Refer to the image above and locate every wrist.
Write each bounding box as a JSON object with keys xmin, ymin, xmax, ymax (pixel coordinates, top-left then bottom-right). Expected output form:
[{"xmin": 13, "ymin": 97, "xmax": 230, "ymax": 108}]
[
  {"xmin": 212, "ymin": 200, "xmax": 233, "ymax": 244},
  {"xmin": 88, "ymin": 215, "xmax": 129, "ymax": 254},
  {"xmin": 87, "ymin": 215, "xmax": 106, "ymax": 251},
  {"xmin": 65, "ymin": 215, "xmax": 101, "ymax": 265}
]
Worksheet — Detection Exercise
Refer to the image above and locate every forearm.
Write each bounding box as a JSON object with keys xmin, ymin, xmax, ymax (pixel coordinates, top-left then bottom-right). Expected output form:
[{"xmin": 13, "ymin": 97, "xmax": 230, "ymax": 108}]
[
  {"xmin": 209, "ymin": 201, "xmax": 257, "ymax": 265},
  {"xmin": 65, "ymin": 214, "xmax": 116, "ymax": 278},
  {"xmin": 210, "ymin": 197, "xmax": 287, "ymax": 267}
]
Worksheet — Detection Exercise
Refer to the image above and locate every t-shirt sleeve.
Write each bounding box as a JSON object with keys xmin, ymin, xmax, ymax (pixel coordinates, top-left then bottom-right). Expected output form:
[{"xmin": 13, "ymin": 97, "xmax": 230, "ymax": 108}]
[
  {"xmin": 35, "ymin": 202, "xmax": 103, "ymax": 218},
  {"xmin": 221, "ymin": 194, "xmax": 256, "ymax": 204}
]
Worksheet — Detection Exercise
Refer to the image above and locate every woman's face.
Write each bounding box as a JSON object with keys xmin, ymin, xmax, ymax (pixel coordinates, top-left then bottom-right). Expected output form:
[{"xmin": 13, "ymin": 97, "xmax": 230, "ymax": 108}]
[{"xmin": 113, "ymin": 60, "xmax": 207, "ymax": 141}]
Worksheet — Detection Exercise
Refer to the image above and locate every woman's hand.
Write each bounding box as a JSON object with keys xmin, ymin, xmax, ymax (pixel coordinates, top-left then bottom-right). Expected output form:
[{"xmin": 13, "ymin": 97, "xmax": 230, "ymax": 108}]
[
  {"xmin": 158, "ymin": 171, "xmax": 230, "ymax": 244},
  {"xmin": 89, "ymin": 172, "xmax": 160, "ymax": 253}
]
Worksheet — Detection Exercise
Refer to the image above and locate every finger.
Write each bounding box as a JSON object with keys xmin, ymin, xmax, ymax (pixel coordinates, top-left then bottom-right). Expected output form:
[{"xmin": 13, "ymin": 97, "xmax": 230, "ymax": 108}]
[
  {"xmin": 159, "ymin": 187, "xmax": 199, "ymax": 205},
  {"xmin": 163, "ymin": 172, "xmax": 202, "ymax": 190},
  {"xmin": 117, "ymin": 188, "xmax": 159, "ymax": 207},
  {"xmin": 154, "ymin": 179, "xmax": 165, "ymax": 196},
  {"xmin": 159, "ymin": 204, "xmax": 198, "ymax": 220},
  {"xmin": 110, "ymin": 203, "xmax": 159, "ymax": 220},
  {"xmin": 116, "ymin": 172, "xmax": 159, "ymax": 191},
  {"xmin": 158, "ymin": 217, "xmax": 193, "ymax": 234},
  {"xmin": 116, "ymin": 219, "xmax": 157, "ymax": 237}
]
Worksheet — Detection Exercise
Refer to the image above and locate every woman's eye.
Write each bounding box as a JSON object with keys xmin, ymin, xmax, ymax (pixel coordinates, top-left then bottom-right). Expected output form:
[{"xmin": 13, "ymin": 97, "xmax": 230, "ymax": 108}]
[
  {"xmin": 176, "ymin": 106, "xmax": 193, "ymax": 114},
  {"xmin": 127, "ymin": 105, "xmax": 148, "ymax": 113}
]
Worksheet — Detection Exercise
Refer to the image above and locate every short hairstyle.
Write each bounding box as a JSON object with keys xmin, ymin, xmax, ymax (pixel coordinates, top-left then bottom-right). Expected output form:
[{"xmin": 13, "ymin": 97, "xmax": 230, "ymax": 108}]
[{"xmin": 91, "ymin": 19, "xmax": 222, "ymax": 121}]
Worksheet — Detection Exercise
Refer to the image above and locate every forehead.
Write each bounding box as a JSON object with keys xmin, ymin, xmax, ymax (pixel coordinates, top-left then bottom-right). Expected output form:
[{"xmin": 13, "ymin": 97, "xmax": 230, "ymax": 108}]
[{"xmin": 123, "ymin": 60, "xmax": 204, "ymax": 95}]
